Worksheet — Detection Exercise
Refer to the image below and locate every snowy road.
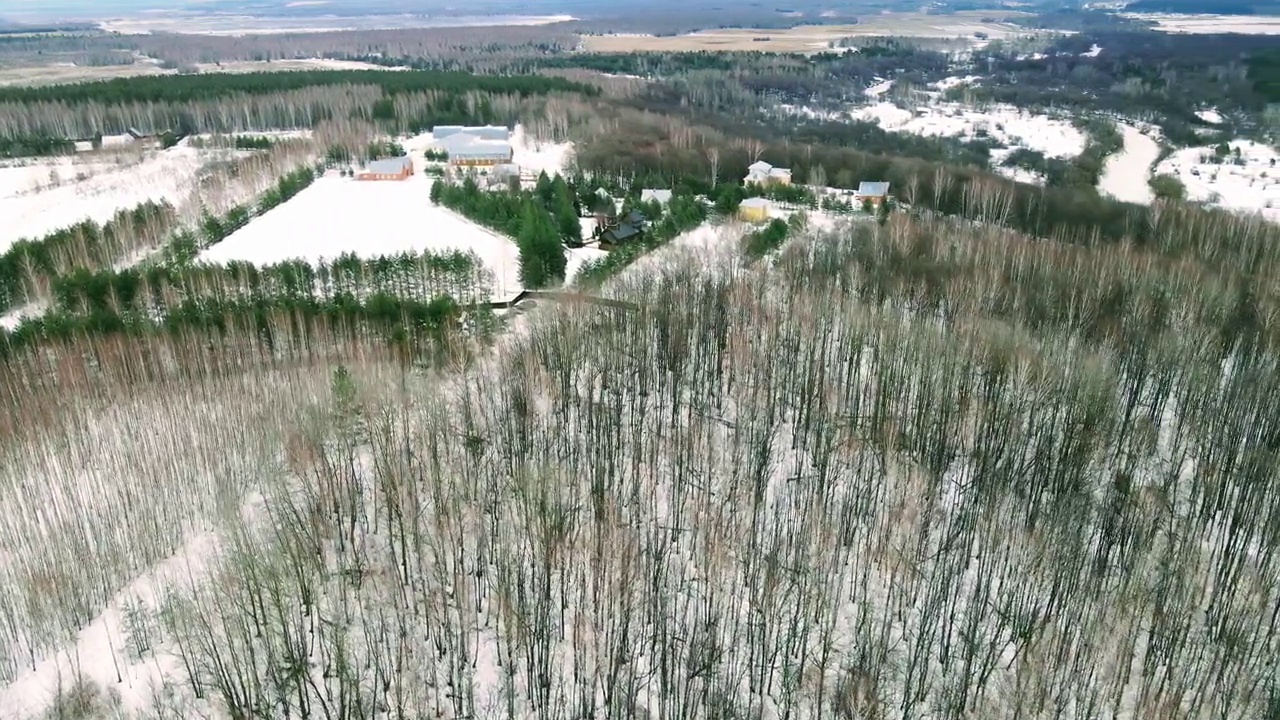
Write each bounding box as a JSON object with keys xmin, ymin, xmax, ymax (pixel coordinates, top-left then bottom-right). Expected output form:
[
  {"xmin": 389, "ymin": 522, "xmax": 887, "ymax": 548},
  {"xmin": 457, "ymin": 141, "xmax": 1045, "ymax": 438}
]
[{"xmin": 1099, "ymin": 123, "xmax": 1160, "ymax": 205}]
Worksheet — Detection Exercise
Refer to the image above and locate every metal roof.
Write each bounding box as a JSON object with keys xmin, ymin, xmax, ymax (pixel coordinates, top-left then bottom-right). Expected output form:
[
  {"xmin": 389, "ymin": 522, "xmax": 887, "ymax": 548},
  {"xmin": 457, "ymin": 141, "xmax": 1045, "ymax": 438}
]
[
  {"xmin": 438, "ymin": 133, "xmax": 512, "ymax": 158},
  {"xmin": 858, "ymin": 181, "xmax": 891, "ymax": 196},
  {"xmin": 366, "ymin": 157, "xmax": 412, "ymax": 174},
  {"xmin": 433, "ymin": 125, "xmax": 511, "ymax": 141}
]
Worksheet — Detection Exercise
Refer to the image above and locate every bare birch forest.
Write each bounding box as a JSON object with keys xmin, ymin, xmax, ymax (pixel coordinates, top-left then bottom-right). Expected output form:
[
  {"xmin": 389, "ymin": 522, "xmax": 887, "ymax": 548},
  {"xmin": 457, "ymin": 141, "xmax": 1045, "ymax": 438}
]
[{"xmin": 1, "ymin": 194, "xmax": 1277, "ymax": 718}]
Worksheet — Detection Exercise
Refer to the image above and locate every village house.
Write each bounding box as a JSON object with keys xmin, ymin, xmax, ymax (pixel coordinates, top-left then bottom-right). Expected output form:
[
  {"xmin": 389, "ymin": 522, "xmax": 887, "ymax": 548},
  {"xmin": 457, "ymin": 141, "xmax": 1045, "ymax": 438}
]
[
  {"xmin": 745, "ymin": 160, "xmax": 792, "ymax": 186},
  {"xmin": 739, "ymin": 197, "xmax": 771, "ymax": 222},
  {"xmin": 357, "ymin": 156, "xmax": 414, "ymax": 181},
  {"xmin": 641, "ymin": 189, "xmax": 673, "ymax": 205},
  {"xmin": 856, "ymin": 181, "xmax": 891, "ymax": 207},
  {"xmin": 598, "ymin": 209, "xmax": 649, "ymax": 251}
]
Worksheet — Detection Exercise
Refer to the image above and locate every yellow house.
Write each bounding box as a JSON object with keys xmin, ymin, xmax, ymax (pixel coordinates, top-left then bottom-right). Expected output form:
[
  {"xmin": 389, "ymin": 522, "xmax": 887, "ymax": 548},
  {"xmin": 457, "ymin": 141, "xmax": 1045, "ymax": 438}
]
[{"xmin": 739, "ymin": 197, "xmax": 770, "ymax": 222}]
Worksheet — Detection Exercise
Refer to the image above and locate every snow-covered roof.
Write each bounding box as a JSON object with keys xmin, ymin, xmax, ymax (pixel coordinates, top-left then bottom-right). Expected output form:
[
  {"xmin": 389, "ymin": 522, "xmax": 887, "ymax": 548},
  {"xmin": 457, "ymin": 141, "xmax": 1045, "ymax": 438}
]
[
  {"xmin": 740, "ymin": 197, "xmax": 770, "ymax": 208},
  {"xmin": 747, "ymin": 160, "xmax": 773, "ymax": 173},
  {"xmin": 641, "ymin": 189, "xmax": 672, "ymax": 203},
  {"xmin": 858, "ymin": 181, "xmax": 891, "ymax": 196},
  {"xmin": 768, "ymin": 168, "xmax": 791, "ymax": 178},
  {"xmin": 432, "ymin": 125, "xmax": 510, "ymax": 141},
  {"xmin": 366, "ymin": 157, "xmax": 412, "ymax": 174},
  {"xmin": 438, "ymin": 133, "xmax": 511, "ymax": 158}
]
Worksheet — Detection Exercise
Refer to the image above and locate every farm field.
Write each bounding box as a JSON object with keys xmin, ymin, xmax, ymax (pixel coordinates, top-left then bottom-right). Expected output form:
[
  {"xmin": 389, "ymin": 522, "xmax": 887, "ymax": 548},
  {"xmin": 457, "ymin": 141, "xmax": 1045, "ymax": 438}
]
[
  {"xmin": 0, "ymin": 147, "xmax": 208, "ymax": 253},
  {"xmin": 1125, "ymin": 13, "xmax": 1280, "ymax": 34},
  {"xmin": 582, "ymin": 12, "xmax": 1035, "ymax": 53},
  {"xmin": 850, "ymin": 101, "xmax": 1085, "ymax": 160},
  {"xmin": 200, "ymin": 174, "xmax": 525, "ymax": 301}
]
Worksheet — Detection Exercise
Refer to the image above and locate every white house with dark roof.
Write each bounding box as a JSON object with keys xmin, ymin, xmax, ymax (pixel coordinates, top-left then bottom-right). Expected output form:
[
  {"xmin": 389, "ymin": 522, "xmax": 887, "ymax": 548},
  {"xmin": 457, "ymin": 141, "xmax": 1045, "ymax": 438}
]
[{"xmin": 745, "ymin": 160, "xmax": 791, "ymax": 186}]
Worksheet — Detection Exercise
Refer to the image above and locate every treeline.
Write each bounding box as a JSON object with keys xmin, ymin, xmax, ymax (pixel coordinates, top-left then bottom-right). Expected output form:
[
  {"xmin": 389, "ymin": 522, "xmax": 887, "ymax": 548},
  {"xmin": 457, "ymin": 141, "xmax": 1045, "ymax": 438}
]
[
  {"xmin": 0, "ymin": 292, "xmax": 467, "ymax": 365},
  {"xmin": 163, "ymin": 165, "xmax": 318, "ymax": 265},
  {"xmin": 575, "ymin": 190, "xmax": 708, "ymax": 286},
  {"xmin": 0, "ymin": 202, "xmax": 177, "ymax": 312},
  {"xmin": 49, "ymin": 249, "xmax": 489, "ymax": 319},
  {"xmin": 0, "ymin": 164, "xmax": 319, "ymax": 314},
  {"xmin": 1002, "ymin": 116, "xmax": 1122, "ymax": 188},
  {"xmin": 0, "ymin": 70, "xmax": 594, "ymax": 107},
  {"xmin": 966, "ymin": 31, "xmax": 1280, "ymax": 142},
  {"xmin": 0, "ymin": 135, "xmax": 74, "ymax": 158},
  {"xmin": 572, "ymin": 105, "xmax": 1280, "ymax": 275},
  {"xmin": 432, "ymin": 173, "xmax": 578, "ymax": 289}
]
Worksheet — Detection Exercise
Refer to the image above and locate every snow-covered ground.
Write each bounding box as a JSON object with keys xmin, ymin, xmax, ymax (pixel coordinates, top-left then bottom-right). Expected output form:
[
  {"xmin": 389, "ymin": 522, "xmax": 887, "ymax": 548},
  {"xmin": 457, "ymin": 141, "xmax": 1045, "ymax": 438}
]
[
  {"xmin": 1196, "ymin": 109, "xmax": 1224, "ymax": 126},
  {"xmin": 200, "ymin": 175, "xmax": 524, "ymax": 300},
  {"xmin": 1154, "ymin": 140, "xmax": 1280, "ymax": 221},
  {"xmin": 930, "ymin": 75, "xmax": 983, "ymax": 92},
  {"xmin": 864, "ymin": 78, "xmax": 894, "ymax": 97},
  {"xmin": 851, "ymin": 101, "xmax": 1086, "ymax": 159},
  {"xmin": 0, "ymin": 147, "xmax": 208, "ymax": 254},
  {"xmin": 199, "ymin": 127, "xmax": 574, "ymax": 301},
  {"xmin": 1125, "ymin": 13, "xmax": 1280, "ymax": 34},
  {"xmin": 1099, "ymin": 123, "xmax": 1161, "ymax": 205},
  {"xmin": 1080, "ymin": 43, "xmax": 1103, "ymax": 57},
  {"xmin": 509, "ymin": 126, "xmax": 574, "ymax": 176}
]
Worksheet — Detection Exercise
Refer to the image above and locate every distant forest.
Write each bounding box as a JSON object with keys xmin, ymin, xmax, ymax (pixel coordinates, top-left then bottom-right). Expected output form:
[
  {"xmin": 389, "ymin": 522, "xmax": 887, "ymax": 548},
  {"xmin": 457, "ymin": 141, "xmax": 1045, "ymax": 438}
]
[{"xmin": 0, "ymin": 70, "xmax": 595, "ymax": 106}]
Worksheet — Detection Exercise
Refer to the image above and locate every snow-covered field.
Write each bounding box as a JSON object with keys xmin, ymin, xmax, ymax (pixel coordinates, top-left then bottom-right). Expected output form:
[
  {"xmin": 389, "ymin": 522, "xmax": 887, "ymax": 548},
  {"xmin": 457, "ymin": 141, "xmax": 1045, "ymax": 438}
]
[
  {"xmin": 0, "ymin": 147, "xmax": 208, "ymax": 254},
  {"xmin": 1154, "ymin": 140, "xmax": 1280, "ymax": 221},
  {"xmin": 852, "ymin": 101, "xmax": 1087, "ymax": 159},
  {"xmin": 1126, "ymin": 12, "xmax": 1280, "ymax": 34},
  {"xmin": 200, "ymin": 128, "xmax": 575, "ymax": 301},
  {"xmin": 1099, "ymin": 123, "xmax": 1161, "ymax": 205},
  {"xmin": 200, "ymin": 175, "xmax": 525, "ymax": 300}
]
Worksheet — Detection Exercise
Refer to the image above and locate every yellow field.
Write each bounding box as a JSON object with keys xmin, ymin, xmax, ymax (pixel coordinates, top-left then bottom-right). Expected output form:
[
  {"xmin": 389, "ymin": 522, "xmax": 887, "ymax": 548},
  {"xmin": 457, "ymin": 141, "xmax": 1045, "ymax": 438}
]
[{"xmin": 583, "ymin": 12, "xmax": 1034, "ymax": 53}]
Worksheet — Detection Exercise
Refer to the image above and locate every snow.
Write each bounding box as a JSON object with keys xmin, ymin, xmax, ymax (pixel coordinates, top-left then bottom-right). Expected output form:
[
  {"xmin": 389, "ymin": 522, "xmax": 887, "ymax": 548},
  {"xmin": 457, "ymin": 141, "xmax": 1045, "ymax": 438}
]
[
  {"xmin": 1154, "ymin": 140, "xmax": 1280, "ymax": 221},
  {"xmin": 0, "ymin": 147, "xmax": 206, "ymax": 255},
  {"xmin": 1196, "ymin": 109, "xmax": 1224, "ymax": 125},
  {"xmin": 851, "ymin": 101, "xmax": 1086, "ymax": 159},
  {"xmin": 509, "ymin": 126, "xmax": 574, "ymax": 176},
  {"xmin": 1080, "ymin": 43, "xmax": 1103, "ymax": 57},
  {"xmin": 1099, "ymin": 123, "xmax": 1160, "ymax": 205},
  {"xmin": 930, "ymin": 75, "xmax": 983, "ymax": 91},
  {"xmin": 0, "ymin": 529, "xmax": 220, "ymax": 718},
  {"xmin": 199, "ymin": 175, "xmax": 524, "ymax": 301},
  {"xmin": 1126, "ymin": 13, "xmax": 1280, "ymax": 35},
  {"xmin": 564, "ymin": 246, "xmax": 608, "ymax": 285},
  {"xmin": 864, "ymin": 78, "xmax": 894, "ymax": 97}
]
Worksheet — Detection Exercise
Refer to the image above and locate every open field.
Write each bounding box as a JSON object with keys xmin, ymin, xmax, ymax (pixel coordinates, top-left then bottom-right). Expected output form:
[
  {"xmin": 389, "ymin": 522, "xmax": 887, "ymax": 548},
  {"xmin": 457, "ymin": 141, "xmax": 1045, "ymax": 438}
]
[
  {"xmin": 0, "ymin": 147, "xmax": 208, "ymax": 253},
  {"xmin": 200, "ymin": 174, "xmax": 525, "ymax": 300},
  {"xmin": 199, "ymin": 128, "xmax": 573, "ymax": 301},
  {"xmin": 582, "ymin": 12, "xmax": 1036, "ymax": 53},
  {"xmin": 0, "ymin": 57, "xmax": 397, "ymax": 88},
  {"xmin": 1124, "ymin": 13, "xmax": 1280, "ymax": 34},
  {"xmin": 98, "ymin": 14, "xmax": 577, "ymax": 36}
]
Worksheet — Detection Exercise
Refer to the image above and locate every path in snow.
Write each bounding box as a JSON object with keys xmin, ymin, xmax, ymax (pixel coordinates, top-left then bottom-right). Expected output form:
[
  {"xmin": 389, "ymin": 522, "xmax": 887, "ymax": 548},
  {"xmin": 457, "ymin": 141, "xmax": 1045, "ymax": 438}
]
[{"xmin": 1099, "ymin": 123, "xmax": 1159, "ymax": 205}]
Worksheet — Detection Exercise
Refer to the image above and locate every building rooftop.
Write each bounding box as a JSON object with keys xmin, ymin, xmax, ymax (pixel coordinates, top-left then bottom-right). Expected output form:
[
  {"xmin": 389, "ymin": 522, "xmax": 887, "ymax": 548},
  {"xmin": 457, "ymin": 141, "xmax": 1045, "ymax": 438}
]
[
  {"xmin": 433, "ymin": 125, "xmax": 511, "ymax": 141},
  {"xmin": 366, "ymin": 156, "xmax": 412, "ymax": 174},
  {"xmin": 641, "ymin": 189, "xmax": 673, "ymax": 203},
  {"xmin": 437, "ymin": 133, "xmax": 512, "ymax": 158},
  {"xmin": 740, "ymin": 197, "xmax": 771, "ymax": 208},
  {"xmin": 858, "ymin": 181, "xmax": 891, "ymax": 196}
]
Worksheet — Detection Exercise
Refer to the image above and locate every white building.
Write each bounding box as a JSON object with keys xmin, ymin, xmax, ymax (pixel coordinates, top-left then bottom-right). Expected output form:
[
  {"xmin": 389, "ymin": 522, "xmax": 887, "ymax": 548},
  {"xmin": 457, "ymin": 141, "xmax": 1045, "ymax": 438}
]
[
  {"xmin": 745, "ymin": 160, "xmax": 792, "ymax": 186},
  {"xmin": 641, "ymin": 189, "xmax": 673, "ymax": 205}
]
